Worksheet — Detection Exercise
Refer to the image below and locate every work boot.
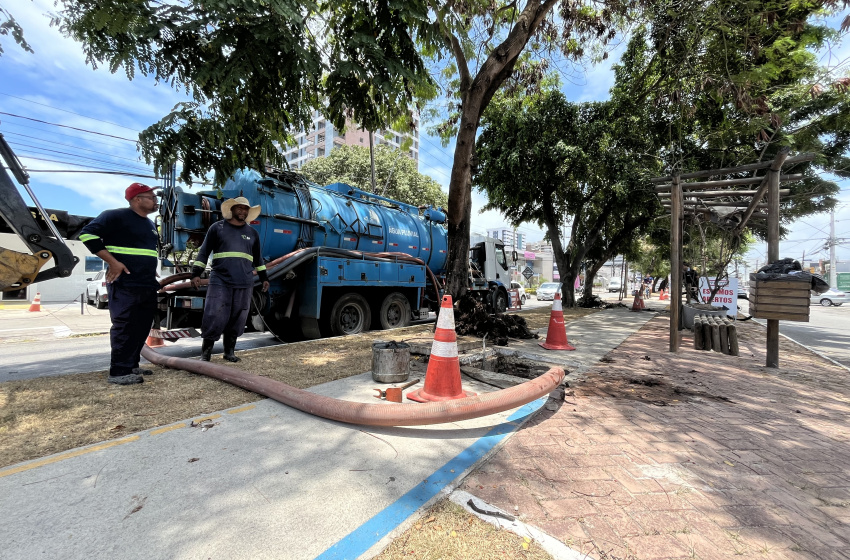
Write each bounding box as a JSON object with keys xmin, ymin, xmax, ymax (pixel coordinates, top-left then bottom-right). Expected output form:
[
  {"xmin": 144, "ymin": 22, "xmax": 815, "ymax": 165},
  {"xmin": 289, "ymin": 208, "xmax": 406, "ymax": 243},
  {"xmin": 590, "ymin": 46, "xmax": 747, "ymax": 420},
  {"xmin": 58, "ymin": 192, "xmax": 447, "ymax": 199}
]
[
  {"xmin": 132, "ymin": 367, "xmax": 154, "ymax": 376},
  {"xmin": 201, "ymin": 338, "xmax": 214, "ymax": 361},
  {"xmin": 223, "ymin": 335, "xmax": 241, "ymax": 362},
  {"xmin": 108, "ymin": 373, "xmax": 144, "ymax": 385}
]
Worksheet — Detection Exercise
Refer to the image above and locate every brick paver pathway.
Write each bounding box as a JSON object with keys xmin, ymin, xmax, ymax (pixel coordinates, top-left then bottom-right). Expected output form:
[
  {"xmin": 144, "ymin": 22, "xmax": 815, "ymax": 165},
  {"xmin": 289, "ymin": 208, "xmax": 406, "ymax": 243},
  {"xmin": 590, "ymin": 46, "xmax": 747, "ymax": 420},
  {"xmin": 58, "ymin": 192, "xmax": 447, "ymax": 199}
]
[{"xmin": 462, "ymin": 316, "xmax": 850, "ymax": 560}]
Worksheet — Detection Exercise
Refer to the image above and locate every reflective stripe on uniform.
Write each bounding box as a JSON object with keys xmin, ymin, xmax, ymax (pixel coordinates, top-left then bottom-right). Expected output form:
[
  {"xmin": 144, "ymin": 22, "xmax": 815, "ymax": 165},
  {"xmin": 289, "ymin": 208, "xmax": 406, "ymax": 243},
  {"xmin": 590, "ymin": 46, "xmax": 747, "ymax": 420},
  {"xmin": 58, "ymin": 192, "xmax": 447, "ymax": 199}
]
[
  {"xmin": 430, "ymin": 340, "xmax": 458, "ymax": 358},
  {"xmin": 79, "ymin": 234, "xmax": 100, "ymax": 242},
  {"xmin": 255, "ymin": 265, "xmax": 267, "ymax": 272},
  {"xmin": 105, "ymin": 245, "xmax": 158, "ymax": 257},
  {"xmin": 192, "ymin": 261, "xmax": 206, "ymax": 268},
  {"xmin": 212, "ymin": 252, "xmax": 253, "ymax": 262}
]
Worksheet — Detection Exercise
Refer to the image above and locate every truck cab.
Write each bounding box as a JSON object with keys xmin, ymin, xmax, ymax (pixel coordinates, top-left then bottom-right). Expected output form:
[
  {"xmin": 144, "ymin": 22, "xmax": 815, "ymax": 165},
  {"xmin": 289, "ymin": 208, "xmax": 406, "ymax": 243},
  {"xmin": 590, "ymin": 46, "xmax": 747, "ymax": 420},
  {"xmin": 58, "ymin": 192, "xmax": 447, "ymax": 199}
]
[{"xmin": 468, "ymin": 236, "xmax": 511, "ymax": 313}]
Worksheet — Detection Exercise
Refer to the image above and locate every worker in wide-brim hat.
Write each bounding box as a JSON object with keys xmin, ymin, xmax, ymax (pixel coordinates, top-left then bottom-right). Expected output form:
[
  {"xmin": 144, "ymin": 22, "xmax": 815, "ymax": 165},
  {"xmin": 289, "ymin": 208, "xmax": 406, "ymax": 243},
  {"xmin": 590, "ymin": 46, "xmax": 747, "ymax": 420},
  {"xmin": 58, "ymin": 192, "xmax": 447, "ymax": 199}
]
[
  {"xmin": 190, "ymin": 196, "xmax": 269, "ymax": 362},
  {"xmin": 220, "ymin": 196, "xmax": 261, "ymax": 222}
]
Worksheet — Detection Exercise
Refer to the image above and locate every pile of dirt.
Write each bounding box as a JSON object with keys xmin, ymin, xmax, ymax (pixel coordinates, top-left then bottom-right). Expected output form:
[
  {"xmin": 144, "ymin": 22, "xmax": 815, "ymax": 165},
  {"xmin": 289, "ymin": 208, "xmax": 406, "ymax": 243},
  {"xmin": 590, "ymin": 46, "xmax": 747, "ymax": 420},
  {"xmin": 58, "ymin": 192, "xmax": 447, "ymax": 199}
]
[
  {"xmin": 454, "ymin": 295, "xmax": 538, "ymax": 345},
  {"xmin": 577, "ymin": 294, "xmax": 627, "ymax": 309}
]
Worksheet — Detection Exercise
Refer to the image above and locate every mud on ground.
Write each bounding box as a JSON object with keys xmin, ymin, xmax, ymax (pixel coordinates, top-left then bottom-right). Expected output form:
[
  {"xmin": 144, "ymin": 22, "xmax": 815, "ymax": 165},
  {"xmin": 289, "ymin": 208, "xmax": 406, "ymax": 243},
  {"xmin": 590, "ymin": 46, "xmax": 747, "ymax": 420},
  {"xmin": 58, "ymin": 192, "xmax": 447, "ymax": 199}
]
[
  {"xmin": 0, "ymin": 305, "xmax": 594, "ymax": 469},
  {"xmin": 570, "ymin": 317, "xmax": 839, "ymax": 407}
]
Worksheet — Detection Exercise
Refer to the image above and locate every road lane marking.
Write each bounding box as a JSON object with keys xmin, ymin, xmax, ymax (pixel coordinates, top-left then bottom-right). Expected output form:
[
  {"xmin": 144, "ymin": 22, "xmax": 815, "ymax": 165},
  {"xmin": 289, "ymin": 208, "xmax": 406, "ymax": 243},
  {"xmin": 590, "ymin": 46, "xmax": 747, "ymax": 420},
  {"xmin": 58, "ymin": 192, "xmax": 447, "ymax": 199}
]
[{"xmin": 0, "ymin": 436, "xmax": 141, "ymax": 479}]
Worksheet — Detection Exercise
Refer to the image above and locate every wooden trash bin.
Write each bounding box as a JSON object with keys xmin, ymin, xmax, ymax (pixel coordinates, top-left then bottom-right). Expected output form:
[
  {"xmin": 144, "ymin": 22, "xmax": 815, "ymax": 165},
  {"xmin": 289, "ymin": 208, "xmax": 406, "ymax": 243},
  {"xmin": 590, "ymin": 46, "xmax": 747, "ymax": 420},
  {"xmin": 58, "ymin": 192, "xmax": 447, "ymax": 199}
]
[{"xmin": 748, "ymin": 275, "xmax": 810, "ymax": 322}]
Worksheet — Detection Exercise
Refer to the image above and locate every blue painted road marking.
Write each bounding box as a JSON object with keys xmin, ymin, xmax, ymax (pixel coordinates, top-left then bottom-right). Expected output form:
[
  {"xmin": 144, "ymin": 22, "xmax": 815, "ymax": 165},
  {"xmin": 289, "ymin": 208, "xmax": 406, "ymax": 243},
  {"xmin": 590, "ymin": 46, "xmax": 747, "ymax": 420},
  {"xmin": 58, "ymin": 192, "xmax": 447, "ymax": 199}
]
[{"xmin": 314, "ymin": 397, "xmax": 547, "ymax": 560}]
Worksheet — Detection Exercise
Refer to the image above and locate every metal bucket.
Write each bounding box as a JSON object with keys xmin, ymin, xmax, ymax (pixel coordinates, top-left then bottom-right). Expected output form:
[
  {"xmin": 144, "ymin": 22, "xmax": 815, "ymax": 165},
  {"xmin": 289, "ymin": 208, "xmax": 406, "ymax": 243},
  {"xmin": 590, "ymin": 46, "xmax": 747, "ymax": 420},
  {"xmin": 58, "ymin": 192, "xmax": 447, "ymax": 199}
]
[{"xmin": 371, "ymin": 341, "xmax": 410, "ymax": 383}]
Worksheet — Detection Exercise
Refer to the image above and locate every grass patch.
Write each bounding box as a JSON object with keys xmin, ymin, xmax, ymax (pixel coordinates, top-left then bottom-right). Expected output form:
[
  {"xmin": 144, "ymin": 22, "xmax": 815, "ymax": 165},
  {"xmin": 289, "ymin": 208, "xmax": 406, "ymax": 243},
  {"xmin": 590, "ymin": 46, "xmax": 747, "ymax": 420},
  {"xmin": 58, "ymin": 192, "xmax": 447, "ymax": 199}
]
[
  {"xmin": 0, "ymin": 306, "xmax": 594, "ymax": 469},
  {"xmin": 375, "ymin": 499, "xmax": 553, "ymax": 560}
]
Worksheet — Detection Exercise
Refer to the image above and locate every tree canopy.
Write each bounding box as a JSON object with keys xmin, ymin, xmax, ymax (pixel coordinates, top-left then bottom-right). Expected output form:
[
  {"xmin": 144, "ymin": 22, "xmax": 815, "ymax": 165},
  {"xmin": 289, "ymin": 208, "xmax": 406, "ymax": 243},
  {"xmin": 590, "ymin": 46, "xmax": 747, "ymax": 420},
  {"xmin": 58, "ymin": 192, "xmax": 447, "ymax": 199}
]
[
  {"xmin": 300, "ymin": 145, "xmax": 447, "ymax": 208},
  {"xmin": 0, "ymin": 5, "xmax": 32, "ymax": 56},
  {"xmin": 475, "ymin": 90, "xmax": 661, "ymax": 305},
  {"xmin": 56, "ymin": 0, "xmax": 435, "ymax": 185},
  {"xmin": 476, "ymin": 1, "xmax": 850, "ymax": 304}
]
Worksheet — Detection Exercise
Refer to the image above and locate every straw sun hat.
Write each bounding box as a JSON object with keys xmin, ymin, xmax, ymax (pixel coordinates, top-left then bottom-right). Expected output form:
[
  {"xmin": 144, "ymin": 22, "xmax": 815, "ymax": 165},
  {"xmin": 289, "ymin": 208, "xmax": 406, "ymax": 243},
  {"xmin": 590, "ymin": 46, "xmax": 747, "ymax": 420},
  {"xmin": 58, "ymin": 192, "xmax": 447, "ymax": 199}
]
[{"xmin": 221, "ymin": 197, "xmax": 261, "ymax": 222}]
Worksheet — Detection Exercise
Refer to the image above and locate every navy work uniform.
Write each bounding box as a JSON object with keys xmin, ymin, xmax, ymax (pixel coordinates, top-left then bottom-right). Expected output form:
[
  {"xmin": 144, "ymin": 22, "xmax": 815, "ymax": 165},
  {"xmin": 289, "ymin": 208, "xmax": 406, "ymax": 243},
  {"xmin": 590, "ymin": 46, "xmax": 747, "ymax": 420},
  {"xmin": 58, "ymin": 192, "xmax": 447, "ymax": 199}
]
[
  {"xmin": 80, "ymin": 208, "xmax": 160, "ymax": 379},
  {"xmin": 191, "ymin": 220, "xmax": 268, "ymax": 354}
]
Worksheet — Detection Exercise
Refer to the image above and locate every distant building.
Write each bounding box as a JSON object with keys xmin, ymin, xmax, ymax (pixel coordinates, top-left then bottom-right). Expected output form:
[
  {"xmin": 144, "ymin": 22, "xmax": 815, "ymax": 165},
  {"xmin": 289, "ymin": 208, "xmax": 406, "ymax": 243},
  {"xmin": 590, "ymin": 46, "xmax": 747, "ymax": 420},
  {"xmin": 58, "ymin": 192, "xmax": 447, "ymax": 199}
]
[
  {"xmin": 486, "ymin": 228, "xmax": 525, "ymax": 253},
  {"xmin": 280, "ymin": 110, "xmax": 420, "ymax": 170},
  {"xmin": 526, "ymin": 240, "xmax": 553, "ymax": 254}
]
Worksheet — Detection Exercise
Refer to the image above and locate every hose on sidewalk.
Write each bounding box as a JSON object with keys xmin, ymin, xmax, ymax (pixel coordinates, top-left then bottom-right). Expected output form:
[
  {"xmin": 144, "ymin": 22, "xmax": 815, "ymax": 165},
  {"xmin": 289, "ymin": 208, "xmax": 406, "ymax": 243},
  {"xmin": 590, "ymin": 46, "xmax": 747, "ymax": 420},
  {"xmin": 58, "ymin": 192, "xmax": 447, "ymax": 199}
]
[{"xmin": 140, "ymin": 346, "xmax": 564, "ymax": 427}]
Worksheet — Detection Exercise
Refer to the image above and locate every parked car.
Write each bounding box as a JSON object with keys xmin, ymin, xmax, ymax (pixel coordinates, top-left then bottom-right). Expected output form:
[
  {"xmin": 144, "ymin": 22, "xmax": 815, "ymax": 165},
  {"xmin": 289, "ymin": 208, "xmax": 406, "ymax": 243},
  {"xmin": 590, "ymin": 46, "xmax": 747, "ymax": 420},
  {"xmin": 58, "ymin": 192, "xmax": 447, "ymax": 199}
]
[
  {"xmin": 510, "ymin": 281, "xmax": 527, "ymax": 304},
  {"xmin": 536, "ymin": 282, "xmax": 562, "ymax": 301},
  {"xmin": 811, "ymin": 288, "xmax": 847, "ymax": 307},
  {"xmin": 607, "ymin": 278, "xmax": 622, "ymax": 293},
  {"xmin": 738, "ymin": 284, "xmax": 749, "ymax": 300},
  {"xmin": 85, "ymin": 270, "xmax": 108, "ymax": 309}
]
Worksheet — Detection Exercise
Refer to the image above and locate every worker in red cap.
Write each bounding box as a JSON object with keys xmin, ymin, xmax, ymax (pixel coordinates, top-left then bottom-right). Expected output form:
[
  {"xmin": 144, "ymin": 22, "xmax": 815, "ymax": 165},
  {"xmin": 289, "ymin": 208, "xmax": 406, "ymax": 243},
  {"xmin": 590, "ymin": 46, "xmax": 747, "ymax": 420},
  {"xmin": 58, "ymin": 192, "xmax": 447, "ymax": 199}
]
[{"xmin": 79, "ymin": 183, "xmax": 161, "ymax": 385}]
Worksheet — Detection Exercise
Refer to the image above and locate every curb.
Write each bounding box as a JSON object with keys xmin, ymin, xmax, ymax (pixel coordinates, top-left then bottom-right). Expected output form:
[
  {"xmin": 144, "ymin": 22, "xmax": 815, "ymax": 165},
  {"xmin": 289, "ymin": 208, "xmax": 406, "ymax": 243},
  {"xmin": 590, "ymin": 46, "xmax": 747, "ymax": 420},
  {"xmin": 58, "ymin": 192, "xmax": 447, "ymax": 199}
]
[{"xmin": 750, "ymin": 319, "xmax": 850, "ymax": 374}]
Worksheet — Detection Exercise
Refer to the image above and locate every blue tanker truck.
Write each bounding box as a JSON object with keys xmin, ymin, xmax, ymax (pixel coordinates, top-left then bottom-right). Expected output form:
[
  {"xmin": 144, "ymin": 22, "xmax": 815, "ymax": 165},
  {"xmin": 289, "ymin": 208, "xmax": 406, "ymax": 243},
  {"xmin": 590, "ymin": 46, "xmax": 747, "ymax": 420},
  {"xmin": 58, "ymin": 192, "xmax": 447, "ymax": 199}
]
[{"xmin": 155, "ymin": 169, "xmax": 513, "ymax": 339}]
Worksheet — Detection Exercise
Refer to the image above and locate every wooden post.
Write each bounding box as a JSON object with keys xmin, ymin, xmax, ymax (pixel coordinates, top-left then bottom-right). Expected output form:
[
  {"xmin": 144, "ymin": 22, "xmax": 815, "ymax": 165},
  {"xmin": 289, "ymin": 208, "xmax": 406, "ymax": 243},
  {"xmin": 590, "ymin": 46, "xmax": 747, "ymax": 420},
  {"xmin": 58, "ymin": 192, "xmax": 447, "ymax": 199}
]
[
  {"xmin": 766, "ymin": 152, "xmax": 784, "ymax": 368},
  {"xmin": 670, "ymin": 172, "xmax": 682, "ymax": 352},
  {"xmin": 728, "ymin": 323, "xmax": 739, "ymax": 356}
]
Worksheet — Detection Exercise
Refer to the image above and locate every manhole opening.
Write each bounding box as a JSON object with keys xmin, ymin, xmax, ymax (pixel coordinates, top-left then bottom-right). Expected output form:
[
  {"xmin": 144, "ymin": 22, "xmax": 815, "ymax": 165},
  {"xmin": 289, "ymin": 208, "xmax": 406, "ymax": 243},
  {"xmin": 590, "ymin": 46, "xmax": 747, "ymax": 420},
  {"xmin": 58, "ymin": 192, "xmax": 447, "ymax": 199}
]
[{"xmin": 465, "ymin": 356, "xmax": 553, "ymax": 379}]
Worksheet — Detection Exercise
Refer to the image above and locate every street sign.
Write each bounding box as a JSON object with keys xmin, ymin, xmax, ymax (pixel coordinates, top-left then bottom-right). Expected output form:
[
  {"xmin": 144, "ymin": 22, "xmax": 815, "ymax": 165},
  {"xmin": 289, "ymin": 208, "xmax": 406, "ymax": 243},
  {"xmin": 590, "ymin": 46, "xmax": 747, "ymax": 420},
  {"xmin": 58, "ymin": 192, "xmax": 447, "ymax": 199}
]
[{"xmin": 522, "ymin": 266, "xmax": 534, "ymax": 280}]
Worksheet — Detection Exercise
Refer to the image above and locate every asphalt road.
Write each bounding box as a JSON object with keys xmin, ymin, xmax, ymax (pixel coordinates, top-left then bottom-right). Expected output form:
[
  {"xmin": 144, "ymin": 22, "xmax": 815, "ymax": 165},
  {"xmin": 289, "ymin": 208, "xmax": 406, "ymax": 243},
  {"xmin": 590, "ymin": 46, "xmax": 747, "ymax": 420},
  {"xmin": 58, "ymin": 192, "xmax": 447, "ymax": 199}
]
[
  {"xmin": 0, "ymin": 298, "xmax": 554, "ymax": 382},
  {"xmin": 742, "ymin": 299, "xmax": 850, "ymax": 369}
]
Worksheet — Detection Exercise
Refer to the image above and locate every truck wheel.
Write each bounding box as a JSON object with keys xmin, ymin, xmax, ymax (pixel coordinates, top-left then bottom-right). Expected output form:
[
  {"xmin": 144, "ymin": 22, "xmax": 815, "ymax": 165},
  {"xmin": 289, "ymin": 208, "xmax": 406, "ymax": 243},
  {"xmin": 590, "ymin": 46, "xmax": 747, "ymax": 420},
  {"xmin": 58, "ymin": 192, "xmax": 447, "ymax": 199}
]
[
  {"xmin": 377, "ymin": 292, "xmax": 411, "ymax": 330},
  {"xmin": 492, "ymin": 289, "xmax": 508, "ymax": 313},
  {"xmin": 329, "ymin": 293, "xmax": 371, "ymax": 336}
]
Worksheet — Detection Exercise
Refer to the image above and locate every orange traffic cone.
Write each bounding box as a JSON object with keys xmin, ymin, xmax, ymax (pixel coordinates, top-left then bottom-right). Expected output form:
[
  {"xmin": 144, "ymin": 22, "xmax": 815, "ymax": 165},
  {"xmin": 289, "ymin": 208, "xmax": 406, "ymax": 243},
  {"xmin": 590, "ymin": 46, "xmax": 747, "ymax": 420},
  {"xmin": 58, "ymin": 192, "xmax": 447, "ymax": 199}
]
[
  {"xmin": 659, "ymin": 288, "xmax": 669, "ymax": 301},
  {"xmin": 146, "ymin": 329, "xmax": 166, "ymax": 348},
  {"xmin": 407, "ymin": 295, "xmax": 476, "ymax": 402},
  {"xmin": 631, "ymin": 291, "xmax": 646, "ymax": 311},
  {"xmin": 28, "ymin": 292, "xmax": 42, "ymax": 312},
  {"xmin": 539, "ymin": 293, "xmax": 576, "ymax": 351}
]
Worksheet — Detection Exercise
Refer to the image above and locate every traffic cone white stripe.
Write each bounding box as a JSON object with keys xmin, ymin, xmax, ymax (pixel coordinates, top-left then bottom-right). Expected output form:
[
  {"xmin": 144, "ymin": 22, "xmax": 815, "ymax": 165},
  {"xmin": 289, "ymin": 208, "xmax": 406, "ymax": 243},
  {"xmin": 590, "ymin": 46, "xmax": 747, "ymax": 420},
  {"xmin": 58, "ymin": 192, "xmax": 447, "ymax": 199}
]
[
  {"xmin": 436, "ymin": 310, "xmax": 455, "ymax": 330},
  {"xmin": 552, "ymin": 298, "xmax": 562, "ymax": 312},
  {"xmin": 430, "ymin": 340, "xmax": 459, "ymax": 358}
]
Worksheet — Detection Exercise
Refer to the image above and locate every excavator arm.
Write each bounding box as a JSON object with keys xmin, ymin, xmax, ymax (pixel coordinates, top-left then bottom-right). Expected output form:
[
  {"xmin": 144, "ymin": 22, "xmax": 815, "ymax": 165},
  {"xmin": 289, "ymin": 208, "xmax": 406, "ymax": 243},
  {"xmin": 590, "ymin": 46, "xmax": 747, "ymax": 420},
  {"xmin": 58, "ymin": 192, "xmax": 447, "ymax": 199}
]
[{"xmin": 0, "ymin": 132, "xmax": 78, "ymax": 291}]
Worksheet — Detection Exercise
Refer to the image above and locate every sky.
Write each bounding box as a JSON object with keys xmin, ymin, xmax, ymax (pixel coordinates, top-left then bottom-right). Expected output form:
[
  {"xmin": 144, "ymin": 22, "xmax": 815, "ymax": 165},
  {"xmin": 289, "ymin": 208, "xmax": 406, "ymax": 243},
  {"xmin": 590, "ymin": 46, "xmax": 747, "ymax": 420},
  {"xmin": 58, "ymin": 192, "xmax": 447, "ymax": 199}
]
[{"xmin": 1, "ymin": 1, "xmax": 849, "ymax": 270}]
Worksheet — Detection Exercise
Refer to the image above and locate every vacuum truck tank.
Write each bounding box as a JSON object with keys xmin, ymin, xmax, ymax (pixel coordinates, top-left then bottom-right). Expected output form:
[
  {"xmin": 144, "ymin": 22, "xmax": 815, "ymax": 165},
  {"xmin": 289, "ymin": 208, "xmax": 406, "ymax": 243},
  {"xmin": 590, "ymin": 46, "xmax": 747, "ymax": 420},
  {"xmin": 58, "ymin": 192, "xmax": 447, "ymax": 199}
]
[{"xmin": 157, "ymin": 169, "xmax": 448, "ymax": 339}]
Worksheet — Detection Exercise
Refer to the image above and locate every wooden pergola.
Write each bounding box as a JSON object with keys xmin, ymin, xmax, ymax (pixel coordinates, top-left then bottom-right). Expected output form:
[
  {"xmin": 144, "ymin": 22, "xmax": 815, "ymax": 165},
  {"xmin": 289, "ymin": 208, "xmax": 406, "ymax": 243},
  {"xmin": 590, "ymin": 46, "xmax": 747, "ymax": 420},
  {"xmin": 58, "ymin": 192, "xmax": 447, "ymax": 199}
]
[{"xmin": 650, "ymin": 148, "xmax": 816, "ymax": 367}]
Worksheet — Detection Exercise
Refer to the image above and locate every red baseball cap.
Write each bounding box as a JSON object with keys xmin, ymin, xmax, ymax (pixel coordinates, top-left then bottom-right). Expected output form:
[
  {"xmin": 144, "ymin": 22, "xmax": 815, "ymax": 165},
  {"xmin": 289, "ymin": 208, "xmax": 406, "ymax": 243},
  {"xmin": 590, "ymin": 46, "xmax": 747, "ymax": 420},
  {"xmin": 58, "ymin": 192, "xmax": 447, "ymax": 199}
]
[{"xmin": 125, "ymin": 182, "xmax": 159, "ymax": 201}]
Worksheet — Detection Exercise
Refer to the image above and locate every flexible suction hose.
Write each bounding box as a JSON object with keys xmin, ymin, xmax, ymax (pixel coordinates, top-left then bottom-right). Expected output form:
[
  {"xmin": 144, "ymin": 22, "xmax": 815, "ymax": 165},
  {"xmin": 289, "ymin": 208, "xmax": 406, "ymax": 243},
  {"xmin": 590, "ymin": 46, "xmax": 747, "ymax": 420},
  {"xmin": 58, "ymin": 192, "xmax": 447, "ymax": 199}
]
[{"xmin": 140, "ymin": 346, "xmax": 563, "ymax": 427}]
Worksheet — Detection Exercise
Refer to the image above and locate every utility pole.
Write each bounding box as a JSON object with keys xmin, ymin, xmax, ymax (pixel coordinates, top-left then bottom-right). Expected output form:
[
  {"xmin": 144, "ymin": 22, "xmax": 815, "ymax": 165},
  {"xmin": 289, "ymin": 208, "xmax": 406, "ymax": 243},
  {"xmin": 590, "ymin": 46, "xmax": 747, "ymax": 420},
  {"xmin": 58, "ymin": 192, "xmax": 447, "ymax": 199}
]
[
  {"xmin": 829, "ymin": 210, "xmax": 837, "ymax": 289},
  {"xmin": 369, "ymin": 131, "xmax": 376, "ymax": 191}
]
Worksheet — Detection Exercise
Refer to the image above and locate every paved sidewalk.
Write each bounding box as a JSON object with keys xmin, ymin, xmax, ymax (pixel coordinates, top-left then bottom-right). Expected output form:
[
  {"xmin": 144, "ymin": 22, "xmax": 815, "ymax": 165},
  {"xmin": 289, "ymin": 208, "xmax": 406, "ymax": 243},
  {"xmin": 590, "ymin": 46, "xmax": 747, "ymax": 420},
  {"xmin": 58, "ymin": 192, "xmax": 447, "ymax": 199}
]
[
  {"xmin": 0, "ymin": 309, "xmax": 655, "ymax": 560},
  {"xmin": 0, "ymin": 302, "xmax": 111, "ymax": 342},
  {"xmin": 462, "ymin": 316, "xmax": 850, "ymax": 559}
]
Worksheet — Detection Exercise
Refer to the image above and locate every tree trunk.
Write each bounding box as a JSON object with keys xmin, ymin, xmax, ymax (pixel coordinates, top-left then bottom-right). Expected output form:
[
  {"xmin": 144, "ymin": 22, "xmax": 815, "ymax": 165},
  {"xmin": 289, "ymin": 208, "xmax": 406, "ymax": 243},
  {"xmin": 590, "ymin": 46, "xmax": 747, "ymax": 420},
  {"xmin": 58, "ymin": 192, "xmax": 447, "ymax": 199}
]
[
  {"xmin": 440, "ymin": 0, "xmax": 559, "ymax": 300},
  {"xmin": 584, "ymin": 260, "xmax": 605, "ymax": 301},
  {"xmin": 443, "ymin": 103, "xmax": 480, "ymax": 299}
]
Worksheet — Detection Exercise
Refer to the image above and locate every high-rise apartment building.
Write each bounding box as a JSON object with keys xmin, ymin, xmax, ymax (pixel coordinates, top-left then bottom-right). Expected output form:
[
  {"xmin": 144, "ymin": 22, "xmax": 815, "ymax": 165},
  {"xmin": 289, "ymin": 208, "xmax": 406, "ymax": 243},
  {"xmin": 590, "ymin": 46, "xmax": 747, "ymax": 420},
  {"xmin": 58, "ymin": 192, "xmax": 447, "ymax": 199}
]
[
  {"xmin": 486, "ymin": 228, "xmax": 525, "ymax": 252},
  {"xmin": 279, "ymin": 110, "xmax": 420, "ymax": 170}
]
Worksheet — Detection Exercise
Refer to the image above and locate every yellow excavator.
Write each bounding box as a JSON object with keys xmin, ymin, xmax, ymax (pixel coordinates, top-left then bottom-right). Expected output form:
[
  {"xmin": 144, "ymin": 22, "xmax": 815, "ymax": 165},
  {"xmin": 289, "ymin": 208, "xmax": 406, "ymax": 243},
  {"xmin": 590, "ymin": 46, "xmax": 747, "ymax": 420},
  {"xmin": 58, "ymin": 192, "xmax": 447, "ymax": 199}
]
[{"xmin": 0, "ymin": 132, "xmax": 78, "ymax": 291}]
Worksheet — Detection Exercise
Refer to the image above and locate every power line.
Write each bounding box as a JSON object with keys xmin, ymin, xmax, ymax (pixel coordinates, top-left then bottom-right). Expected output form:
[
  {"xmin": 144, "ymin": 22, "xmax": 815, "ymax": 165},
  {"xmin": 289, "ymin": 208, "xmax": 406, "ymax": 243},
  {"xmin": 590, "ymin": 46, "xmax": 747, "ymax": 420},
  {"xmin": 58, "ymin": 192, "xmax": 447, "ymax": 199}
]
[
  {"xmin": 3, "ymin": 131, "xmax": 147, "ymax": 164},
  {"xmin": 0, "ymin": 92, "xmax": 142, "ymax": 133},
  {"xmin": 1, "ymin": 120, "xmax": 131, "ymax": 150},
  {"xmin": 16, "ymin": 154, "xmax": 151, "ymax": 175},
  {"xmin": 9, "ymin": 142, "xmax": 153, "ymax": 173},
  {"xmin": 0, "ymin": 112, "xmax": 138, "ymax": 143},
  {"xmin": 3, "ymin": 166, "xmax": 160, "ymax": 179}
]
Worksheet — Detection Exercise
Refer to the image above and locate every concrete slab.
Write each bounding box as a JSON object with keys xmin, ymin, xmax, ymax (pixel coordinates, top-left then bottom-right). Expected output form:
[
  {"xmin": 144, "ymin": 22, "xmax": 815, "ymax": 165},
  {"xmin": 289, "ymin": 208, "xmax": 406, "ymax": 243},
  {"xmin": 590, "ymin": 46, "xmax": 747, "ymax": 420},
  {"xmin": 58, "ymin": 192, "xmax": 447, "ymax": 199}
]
[
  {"xmin": 0, "ymin": 372, "xmax": 546, "ymax": 560},
  {"xmin": 0, "ymin": 307, "xmax": 655, "ymax": 560},
  {"xmin": 503, "ymin": 307, "xmax": 657, "ymax": 374}
]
